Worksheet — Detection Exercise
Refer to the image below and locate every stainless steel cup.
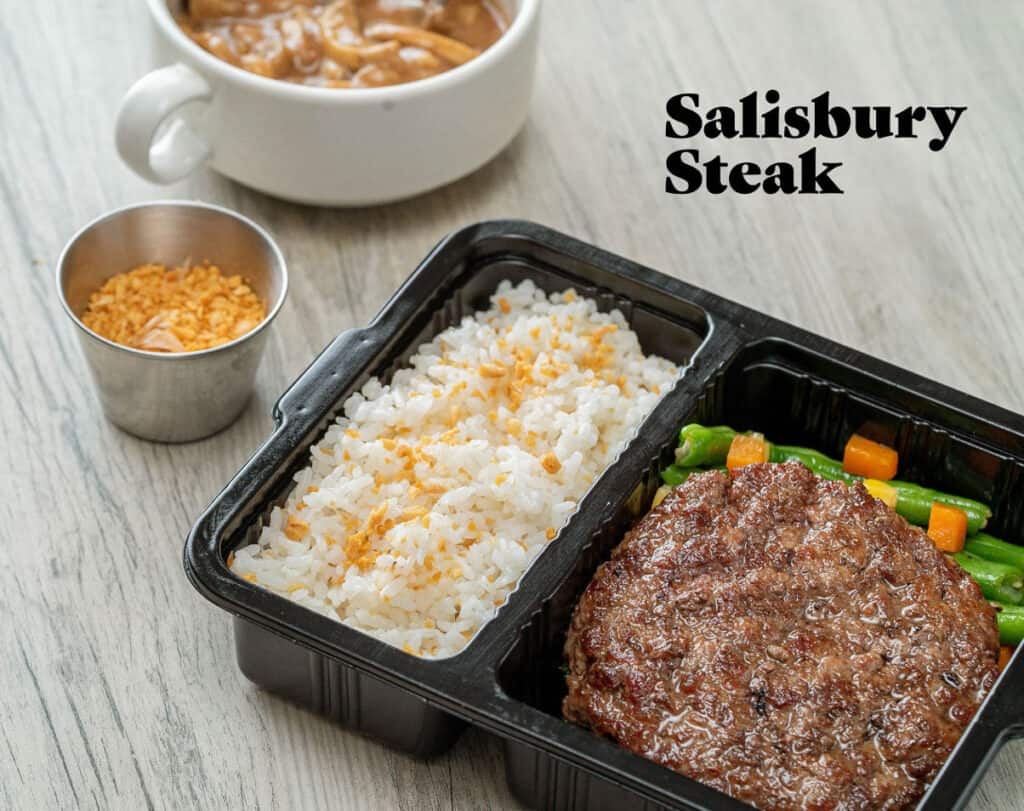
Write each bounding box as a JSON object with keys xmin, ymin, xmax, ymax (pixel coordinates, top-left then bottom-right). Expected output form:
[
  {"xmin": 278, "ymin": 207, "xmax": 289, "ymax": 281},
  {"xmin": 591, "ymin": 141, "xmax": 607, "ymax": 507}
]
[{"xmin": 57, "ymin": 200, "xmax": 288, "ymax": 443}]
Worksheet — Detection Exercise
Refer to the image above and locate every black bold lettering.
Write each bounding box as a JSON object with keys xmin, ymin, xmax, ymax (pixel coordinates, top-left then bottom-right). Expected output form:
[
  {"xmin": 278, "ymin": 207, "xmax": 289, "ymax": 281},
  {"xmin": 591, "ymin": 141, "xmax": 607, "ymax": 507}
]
[
  {"xmin": 705, "ymin": 106, "xmax": 738, "ymax": 139},
  {"xmin": 666, "ymin": 149, "xmax": 703, "ymax": 193},
  {"xmin": 730, "ymin": 162, "xmax": 762, "ymax": 194},
  {"xmin": 705, "ymin": 155, "xmax": 730, "ymax": 194},
  {"xmin": 783, "ymin": 106, "xmax": 810, "ymax": 138},
  {"xmin": 853, "ymin": 106, "xmax": 892, "ymax": 139},
  {"xmin": 799, "ymin": 148, "xmax": 844, "ymax": 194},
  {"xmin": 762, "ymin": 89, "xmax": 782, "ymax": 138},
  {"xmin": 763, "ymin": 161, "xmax": 797, "ymax": 194},
  {"xmin": 928, "ymin": 106, "xmax": 967, "ymax": 151},
  {"xmin": 812, "ymin": 92, "xmax": 850, "ymax": 138},
  {"xmin": 739, "ymin": 91, "xmax": 760, "ymax": 137},
  {"xmin": 894, "ymin": 106, "xmax": 928, "ymax": 138},
  {"xmin": 666, "ymin": 94, "xmax": 703, "ymax": 138}
]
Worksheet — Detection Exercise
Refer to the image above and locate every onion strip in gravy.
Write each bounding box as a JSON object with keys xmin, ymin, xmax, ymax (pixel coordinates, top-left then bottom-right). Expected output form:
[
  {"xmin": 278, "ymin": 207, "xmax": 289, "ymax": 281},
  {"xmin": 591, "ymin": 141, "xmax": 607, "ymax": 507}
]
[{"xmin": 179, "ymin": 0, "xmax": 509, "ymax": 88}]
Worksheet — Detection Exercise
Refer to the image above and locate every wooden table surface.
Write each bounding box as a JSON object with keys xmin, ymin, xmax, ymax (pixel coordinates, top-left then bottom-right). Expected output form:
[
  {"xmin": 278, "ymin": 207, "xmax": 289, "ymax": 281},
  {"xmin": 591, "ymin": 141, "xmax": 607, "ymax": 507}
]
[{"xmin": 3, "ymin": 1, "xmax": 1023, "ymax": 809}]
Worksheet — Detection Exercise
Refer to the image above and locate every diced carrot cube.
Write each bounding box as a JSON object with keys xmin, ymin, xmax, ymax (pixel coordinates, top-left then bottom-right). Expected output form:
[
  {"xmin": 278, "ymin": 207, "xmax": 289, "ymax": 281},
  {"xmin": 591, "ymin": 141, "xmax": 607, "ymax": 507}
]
[
  {"xmin": 928, "ymin": 503, "xmax": 968, "ymax": 553},
  {"xmin": 843, "ymin": 434, "xmax": 899, "ymax": 481},
  {"xmin": 843, "ymin": 436, "xmax": 901, "ymax": 481},
  {"xmin": 726, "ymin": 434, "xmax": 769, "ymax": 471}
]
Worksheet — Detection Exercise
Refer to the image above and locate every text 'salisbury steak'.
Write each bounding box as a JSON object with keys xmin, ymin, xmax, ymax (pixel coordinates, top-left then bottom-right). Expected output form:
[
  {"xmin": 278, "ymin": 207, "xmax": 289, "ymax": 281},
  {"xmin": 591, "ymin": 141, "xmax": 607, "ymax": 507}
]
[{"xmin": 564, "ymin": 463, "xmax": 1000, "ymax": 811}]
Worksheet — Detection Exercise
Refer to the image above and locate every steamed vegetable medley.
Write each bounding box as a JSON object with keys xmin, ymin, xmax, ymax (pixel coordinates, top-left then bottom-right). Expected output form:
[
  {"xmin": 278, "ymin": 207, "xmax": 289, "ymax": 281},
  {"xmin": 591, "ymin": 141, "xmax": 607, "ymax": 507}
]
[{"xmin": 657, "ymin": 425, "xmax": 1024, "ymax": 660}]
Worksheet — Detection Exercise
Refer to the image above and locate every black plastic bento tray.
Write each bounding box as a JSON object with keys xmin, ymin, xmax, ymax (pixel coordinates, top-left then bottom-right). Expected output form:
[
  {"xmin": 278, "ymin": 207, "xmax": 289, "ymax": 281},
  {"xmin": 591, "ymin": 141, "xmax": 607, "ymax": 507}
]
[{"xmin": 186, "ymin": 220, "xmax": 1024, "ymax": 811}]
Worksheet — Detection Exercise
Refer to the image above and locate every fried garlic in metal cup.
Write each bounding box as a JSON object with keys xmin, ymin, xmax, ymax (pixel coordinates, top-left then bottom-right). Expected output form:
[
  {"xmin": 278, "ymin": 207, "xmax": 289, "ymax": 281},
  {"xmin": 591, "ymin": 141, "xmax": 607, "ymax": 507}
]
[{"xmin": 56, "ymin": 201, "xmax": 288, "ymax": 443}]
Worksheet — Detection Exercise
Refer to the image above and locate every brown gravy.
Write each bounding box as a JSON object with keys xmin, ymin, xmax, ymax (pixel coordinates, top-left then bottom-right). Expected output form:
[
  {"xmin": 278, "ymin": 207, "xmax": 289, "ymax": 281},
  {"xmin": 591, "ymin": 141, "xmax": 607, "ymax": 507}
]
[{"xmin": 179, "ymin": 0, "xmax": 509, "ymax": 88}]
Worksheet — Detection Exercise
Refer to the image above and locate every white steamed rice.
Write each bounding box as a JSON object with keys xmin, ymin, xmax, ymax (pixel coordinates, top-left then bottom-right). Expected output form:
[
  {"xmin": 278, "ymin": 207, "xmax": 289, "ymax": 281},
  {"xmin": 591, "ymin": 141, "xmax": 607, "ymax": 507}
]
[{"xmin": 230, "ymin": 280, "xmax": 679, "ymax": 658}]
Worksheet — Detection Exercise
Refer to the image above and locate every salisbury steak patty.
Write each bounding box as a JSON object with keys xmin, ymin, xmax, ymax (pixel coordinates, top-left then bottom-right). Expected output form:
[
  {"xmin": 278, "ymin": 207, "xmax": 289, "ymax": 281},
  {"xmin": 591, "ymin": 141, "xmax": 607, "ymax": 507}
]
[{"xmin": 563, "ymin": 463, "xmax": 1000, "ymax": 810}]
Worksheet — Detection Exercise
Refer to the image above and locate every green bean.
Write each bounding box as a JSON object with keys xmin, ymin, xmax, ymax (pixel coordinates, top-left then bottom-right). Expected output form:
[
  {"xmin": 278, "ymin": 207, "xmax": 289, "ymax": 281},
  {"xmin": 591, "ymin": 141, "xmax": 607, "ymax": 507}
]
[
  {"xmin": 770, "ymin": 445, "xmax": 859, "ymax": 484},
  {"xmin": 771, "ymin": 445, "xmax": 990, "ymax": 530},
  {"xmin": 952, "ymin": 552, "xmax": 1024, "ymax": 605},
  {"xmin": 675, "ymin": 425, "xmax": 736, "ymax": 467},
  {"xmin": 661, "ymin": 465, "xmax": 700, "ymax": 487},
  {"xmin": 673, "ymin": 424, "xmax": 992, "ymax": 533},
  {"xmin": 888, "ymin": 482, "xmax": 990, "ymax": 535},
  {"xmin": 660, "ymin": 465, "xmax": 727, "ymax": 487},
  {"xmin": 966, "ymin": 534, "xmax": 1024, "ymax": 571},
  {"xmin": 996, "ymin": 605, "xmax": 1024, "ymax": 646}
]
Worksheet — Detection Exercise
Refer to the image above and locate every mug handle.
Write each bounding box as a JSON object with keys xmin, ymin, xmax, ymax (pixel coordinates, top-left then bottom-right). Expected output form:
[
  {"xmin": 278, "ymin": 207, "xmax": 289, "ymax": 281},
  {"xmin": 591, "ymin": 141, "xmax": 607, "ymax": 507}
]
[{"xmin": 115, "ymin": 63, "xmax": 213, "ymax": 184}]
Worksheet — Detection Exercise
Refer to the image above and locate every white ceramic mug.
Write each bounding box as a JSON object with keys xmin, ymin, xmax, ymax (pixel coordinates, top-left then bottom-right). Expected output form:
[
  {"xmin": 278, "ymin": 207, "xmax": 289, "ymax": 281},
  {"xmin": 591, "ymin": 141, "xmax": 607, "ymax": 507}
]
[{"xmin": 117, "ymin": 0, "xmax": 541, "ymax": 206}]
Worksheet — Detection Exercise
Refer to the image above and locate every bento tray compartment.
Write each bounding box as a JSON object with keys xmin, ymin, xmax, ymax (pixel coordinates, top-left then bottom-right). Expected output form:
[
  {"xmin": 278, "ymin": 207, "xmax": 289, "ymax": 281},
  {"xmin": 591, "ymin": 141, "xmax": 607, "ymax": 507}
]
[
  {"xmin": 496, "ymin": 336, "xmax": 1024, "ymax": 811},
  {"xmin": 505, "ymin": 740, "xmax": 672, "ymax": 811},
  {"xmin": 189, "ymin": 222, "xmax": 710, "ymax": 761},
  {"xmin": 234, "ymin": 619, "xmax": 464, "ymax": 757}
]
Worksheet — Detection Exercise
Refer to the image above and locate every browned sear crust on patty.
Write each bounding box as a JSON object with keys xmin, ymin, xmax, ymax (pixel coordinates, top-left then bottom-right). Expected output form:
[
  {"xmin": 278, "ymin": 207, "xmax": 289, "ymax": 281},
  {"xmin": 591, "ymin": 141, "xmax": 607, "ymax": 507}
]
[{"xmin": 563, "ymin": 463, "xmax": 1000, "ymax": 811}]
